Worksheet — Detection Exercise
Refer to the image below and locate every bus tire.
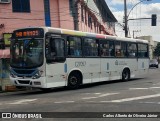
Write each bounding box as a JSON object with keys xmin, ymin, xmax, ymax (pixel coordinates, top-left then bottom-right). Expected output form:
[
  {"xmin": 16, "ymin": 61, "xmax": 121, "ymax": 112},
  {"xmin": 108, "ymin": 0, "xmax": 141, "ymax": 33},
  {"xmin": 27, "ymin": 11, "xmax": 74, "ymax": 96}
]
[
  {"xmin": 68, "ymin": 72, "xmax": 81, "ymax": 89},
  {"xmin": 122, "ymin": 68, "xmax": 130, "ymax": 81}
]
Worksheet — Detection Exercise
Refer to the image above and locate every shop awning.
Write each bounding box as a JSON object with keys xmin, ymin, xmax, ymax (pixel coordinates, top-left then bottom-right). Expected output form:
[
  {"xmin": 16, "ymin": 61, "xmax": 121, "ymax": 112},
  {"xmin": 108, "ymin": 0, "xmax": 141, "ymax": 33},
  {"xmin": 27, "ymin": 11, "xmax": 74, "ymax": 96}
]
[{"xmin": 0, "ymin": 49, "xmax": 10, "ymax": 58}]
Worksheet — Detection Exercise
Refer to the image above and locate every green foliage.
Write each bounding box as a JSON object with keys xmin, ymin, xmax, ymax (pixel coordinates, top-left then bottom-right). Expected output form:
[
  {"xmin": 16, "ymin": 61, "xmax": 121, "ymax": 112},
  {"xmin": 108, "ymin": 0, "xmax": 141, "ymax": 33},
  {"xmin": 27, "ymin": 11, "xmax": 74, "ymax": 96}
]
[{"xmin": 154, "ymin": 42, "xmax": 160, "ymax": 57}]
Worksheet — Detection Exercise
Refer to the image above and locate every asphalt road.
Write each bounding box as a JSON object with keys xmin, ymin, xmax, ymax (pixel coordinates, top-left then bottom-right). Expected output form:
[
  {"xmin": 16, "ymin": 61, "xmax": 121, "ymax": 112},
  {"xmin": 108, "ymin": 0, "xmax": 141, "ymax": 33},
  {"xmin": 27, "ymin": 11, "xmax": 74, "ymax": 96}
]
[{"xmin": 0, "ymin": 68, "xmax": 160, "ymax": 121}]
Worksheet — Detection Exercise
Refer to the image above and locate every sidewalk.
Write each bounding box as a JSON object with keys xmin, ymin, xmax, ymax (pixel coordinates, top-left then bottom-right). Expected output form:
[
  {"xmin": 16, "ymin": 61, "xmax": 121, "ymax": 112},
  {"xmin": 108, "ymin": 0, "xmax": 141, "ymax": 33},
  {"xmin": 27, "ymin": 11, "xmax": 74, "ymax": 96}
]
[{"xmin": 0, "ymin": 78, "xmax": 17, "ymax": 92}]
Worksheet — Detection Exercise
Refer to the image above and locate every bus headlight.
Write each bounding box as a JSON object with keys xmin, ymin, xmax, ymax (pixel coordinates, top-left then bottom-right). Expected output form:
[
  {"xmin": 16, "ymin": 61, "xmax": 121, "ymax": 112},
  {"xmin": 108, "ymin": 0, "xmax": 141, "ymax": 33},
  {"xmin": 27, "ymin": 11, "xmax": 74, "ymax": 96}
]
[
  {"xmin": 32, "ymin": 70, "xmax": 43, "ymax": 79},
  {"xmin": 10, "ymin": 72, "xmax": 16, "ymax": 78}
]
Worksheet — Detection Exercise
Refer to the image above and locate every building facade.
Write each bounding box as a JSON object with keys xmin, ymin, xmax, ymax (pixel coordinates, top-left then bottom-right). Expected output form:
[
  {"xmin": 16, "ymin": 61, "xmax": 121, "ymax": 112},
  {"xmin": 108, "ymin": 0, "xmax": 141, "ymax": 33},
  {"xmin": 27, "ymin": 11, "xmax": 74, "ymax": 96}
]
[{"xmin": 0, "ymin": 0, "xmax": 117, "ymax": 38}]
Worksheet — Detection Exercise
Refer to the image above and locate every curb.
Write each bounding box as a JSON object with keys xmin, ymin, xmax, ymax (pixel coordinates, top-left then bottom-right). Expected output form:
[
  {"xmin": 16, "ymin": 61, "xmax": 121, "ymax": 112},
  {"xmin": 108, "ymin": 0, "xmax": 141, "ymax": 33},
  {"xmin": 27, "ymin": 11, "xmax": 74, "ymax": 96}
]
[
  {"xmin": 5, "ymin": 85, "xmax": 17, "ymax": 91},
  {"xmin": 0, "ymin": 89, "xmax": 27, "ymax": 93}
]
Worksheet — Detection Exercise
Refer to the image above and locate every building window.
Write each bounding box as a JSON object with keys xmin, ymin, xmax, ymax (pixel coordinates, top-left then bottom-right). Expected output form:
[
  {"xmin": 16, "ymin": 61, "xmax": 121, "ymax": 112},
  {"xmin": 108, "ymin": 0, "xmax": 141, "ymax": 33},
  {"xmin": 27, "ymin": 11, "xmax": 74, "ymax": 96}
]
[
  {"xmin": 12, "ymin": 0, "xmax": 30, "ymax": 12},
  {"xmin": 81, "ymin": 5, "xmax": 84, "ymax": 22},
  {"xmin": 85, "ymin": 8, "xmax": 87, "ymax": 25},
  {"xmin": 94, "ymin": 20, "xmax": 96, "ymax": 28},
  {"xmin": 97, "ymin": 23, "xmax": 99, "ymax": 33},
  {"xmin": 69, "ymin": 0, "xmax": 73, "ymax": 15},
  {"xmin": 88, "ymin": 15, "xmax": 92, "ymax": 28},
  {"xmin": 99, "ymin": 25, "xmax": 102, "ymax": 32}
]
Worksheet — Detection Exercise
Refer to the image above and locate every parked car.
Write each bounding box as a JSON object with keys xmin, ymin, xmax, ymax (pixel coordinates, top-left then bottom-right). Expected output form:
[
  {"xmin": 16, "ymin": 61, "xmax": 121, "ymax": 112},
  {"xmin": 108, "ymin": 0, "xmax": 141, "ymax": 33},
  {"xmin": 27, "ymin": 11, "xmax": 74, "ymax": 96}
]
[{"xmin": 149, "ymin": 59, "xmax": 159, "ymax": 68}]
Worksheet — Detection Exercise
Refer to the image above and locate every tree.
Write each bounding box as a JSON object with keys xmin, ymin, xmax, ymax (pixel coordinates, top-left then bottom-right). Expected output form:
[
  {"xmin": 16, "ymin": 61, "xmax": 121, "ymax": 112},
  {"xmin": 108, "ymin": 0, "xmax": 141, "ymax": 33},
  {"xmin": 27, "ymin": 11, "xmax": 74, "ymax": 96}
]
[{"xmin": 153, "ymin": 42, "xmax": 160, "ymax": 63}]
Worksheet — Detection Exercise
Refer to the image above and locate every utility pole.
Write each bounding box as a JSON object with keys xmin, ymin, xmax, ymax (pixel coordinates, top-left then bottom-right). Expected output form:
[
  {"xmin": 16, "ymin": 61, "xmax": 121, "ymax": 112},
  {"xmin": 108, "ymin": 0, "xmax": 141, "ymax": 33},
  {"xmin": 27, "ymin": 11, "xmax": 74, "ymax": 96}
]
[
  {"xmin": 124, "ymin": 0, "xmax": 152, "ymax": 37},
  {"xmin": 124, "ymin": 0, "xmax": 128, "ymax": 37}
]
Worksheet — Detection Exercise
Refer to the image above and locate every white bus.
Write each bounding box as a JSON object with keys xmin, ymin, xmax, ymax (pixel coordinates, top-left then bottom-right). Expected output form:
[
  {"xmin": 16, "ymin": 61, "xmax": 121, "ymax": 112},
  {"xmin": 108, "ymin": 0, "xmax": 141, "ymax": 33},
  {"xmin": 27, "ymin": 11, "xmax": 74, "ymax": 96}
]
[{"xmin": 10, "ymin": 27, "xmax": 149, "ymax": 90}]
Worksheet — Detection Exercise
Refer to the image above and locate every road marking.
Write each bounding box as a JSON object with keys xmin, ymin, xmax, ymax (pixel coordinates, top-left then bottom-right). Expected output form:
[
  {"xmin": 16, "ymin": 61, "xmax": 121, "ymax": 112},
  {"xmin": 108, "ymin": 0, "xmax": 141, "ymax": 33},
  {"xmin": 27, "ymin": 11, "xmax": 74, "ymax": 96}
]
[
  {"xmin": 82, "ymin": 97, "xmax": 98, "ymax": 100},
  {"xmin": 140, "ymin": 102, "xmax": 156, "ymax": 104},
  {"xmin": 84, "ymin": 93, "xmax": 101, "ymax": 95},
  {"xmin": 82, "ymin": 93, "xmax": 119, "ymax": 100},
  {"xmin": 54, "ymin": 101, "xmax": 75, "ymax": 104},
  {"xmin": 149, "ymin": 87, "xmax": 160, "ymax": 89},
  {"xmin": 99, "ymin": 93, "xmax": 119, "ymax": 97},
  {"xmin": 129, "ymin": 88, "xmax": 148, "ymax": 90},
  {"xmin": 129, "ymin": 87, "xmax": 160, "ymax": 90},
  {"xmin": 101, "ymin": 93, "xmax": 160, "ymax": 103},
  {"xmin": 8, "ymin": 99, "xmax": 37, "ymax": 105},
  {"xmin": 153, "ymin": 82, "xmax": 160, "ymax": 85},
  {"xmin": 140, "ymin": 102, "xmax": 160, "ymax": 105},
  {"xmin": 86, "ymin": 101, "xmax": 97, "ymax": 103}
]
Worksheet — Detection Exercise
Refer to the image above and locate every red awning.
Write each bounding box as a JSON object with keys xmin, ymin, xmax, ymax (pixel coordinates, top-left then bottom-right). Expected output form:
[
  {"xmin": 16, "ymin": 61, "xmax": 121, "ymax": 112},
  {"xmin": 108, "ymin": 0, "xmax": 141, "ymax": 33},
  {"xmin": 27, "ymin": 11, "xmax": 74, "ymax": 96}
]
[{"xmin": 0, "ymin": 49, "xmax": 10, "ymax": 58}]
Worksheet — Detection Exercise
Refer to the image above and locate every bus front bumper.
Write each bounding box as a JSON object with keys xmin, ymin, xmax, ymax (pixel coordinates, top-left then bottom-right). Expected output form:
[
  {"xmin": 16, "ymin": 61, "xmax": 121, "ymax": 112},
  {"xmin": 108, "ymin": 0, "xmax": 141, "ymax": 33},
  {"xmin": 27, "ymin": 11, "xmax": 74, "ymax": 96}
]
[{"xmin": 9, "ymin": 76, "xmax": 46, "ymax": 88}]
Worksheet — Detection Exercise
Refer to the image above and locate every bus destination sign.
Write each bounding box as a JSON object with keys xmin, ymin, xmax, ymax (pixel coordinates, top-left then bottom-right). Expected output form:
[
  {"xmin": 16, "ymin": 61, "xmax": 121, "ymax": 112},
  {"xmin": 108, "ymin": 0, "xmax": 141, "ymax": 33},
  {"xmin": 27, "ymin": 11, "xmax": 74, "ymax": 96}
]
[{"xmin": 13, "ymin": 28, "xmax": 44, "ymax": 38}]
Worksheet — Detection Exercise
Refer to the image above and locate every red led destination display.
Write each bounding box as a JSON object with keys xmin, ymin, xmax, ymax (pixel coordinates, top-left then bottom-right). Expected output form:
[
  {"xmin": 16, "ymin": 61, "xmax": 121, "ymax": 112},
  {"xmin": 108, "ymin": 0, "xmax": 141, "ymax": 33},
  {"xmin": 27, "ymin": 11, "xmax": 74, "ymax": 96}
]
[{"xmin": 13, "ymin": 28, "xmax": 44, "ymax": 38}]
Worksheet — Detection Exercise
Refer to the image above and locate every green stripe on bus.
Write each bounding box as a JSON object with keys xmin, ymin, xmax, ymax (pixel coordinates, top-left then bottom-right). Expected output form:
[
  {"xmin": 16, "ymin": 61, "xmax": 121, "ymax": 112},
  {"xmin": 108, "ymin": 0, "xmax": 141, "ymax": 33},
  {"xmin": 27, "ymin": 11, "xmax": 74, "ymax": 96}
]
[{"xmin": 62, "ymin": 30, "xmax": 86, "ymax": 36}]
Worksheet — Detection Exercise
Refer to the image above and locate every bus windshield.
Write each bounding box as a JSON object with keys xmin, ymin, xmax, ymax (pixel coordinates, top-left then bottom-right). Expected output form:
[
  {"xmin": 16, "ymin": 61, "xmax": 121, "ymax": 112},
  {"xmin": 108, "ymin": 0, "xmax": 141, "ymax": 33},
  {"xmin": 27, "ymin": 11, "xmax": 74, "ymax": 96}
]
[{"xmin": 10, "ymin": 38, "xmax": 43, "ymax": 68}]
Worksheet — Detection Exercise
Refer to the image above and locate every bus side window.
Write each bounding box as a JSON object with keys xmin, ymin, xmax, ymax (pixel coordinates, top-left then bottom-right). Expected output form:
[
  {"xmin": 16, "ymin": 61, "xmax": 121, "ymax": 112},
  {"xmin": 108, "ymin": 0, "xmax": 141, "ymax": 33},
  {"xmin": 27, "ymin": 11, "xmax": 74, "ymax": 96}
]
[
  {"xmin": 100, "ymin": 40, "xmax": 109, "ymax": 57},
  {"xmin": 84, "ymin": 38, "xmax": 98, "ymax": 57},
  {"xmin": 109, "ymin": 41, "xmax": 115, "ymax": 57},
  {"xmin": 120, "ymin": 42, "xmax": 126, "ymax": 57},
  {"xmin": 67, "ymin": 36, "xmax": 82, "ymax": 57},
  {"xmin": 128, "ymin": 43, "xmax": 137, "ymax": 58},
  {"xmin": 138, "ymin": 44, "xmax": 148, "ymax": 58}
]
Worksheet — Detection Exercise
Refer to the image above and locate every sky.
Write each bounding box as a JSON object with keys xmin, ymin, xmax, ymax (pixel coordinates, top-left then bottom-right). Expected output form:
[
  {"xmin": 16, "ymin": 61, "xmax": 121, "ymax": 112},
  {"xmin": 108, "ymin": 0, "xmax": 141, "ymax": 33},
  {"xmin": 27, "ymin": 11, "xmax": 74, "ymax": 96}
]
[{"xmin": 105, "ymin": 0, "xmax": 160, "ymax": 41}]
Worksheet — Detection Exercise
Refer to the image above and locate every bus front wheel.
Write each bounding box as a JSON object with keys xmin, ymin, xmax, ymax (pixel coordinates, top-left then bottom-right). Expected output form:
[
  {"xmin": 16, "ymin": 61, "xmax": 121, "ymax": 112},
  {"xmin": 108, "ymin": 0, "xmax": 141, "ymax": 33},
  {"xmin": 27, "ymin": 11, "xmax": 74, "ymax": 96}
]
[
  {"xmin": 122, "ymin": 69, "xmax": 130, "ymax": 81},
  {"xmin": 68, "ymin": 73, "xmax": 81, "ymax": 89}
]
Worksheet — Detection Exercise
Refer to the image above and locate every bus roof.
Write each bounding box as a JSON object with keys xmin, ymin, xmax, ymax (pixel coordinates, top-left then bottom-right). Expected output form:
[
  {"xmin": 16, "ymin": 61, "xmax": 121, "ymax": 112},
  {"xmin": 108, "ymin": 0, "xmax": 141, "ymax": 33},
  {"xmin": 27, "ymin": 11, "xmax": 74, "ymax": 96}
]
[{"xmin": 46, "ymin": 27, "xmax": 148, "ymax": 44}]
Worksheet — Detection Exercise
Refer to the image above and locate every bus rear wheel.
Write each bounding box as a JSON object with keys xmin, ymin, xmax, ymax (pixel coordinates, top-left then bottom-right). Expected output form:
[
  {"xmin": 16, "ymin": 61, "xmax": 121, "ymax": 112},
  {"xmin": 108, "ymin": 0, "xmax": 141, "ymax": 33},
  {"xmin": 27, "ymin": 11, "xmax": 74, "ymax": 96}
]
[
  {"xmin": 122, "ymin": 69, "xmax": 130, "ymax": 81},
  {"xmin": 68, "ymin": 73, "xmax": 81, "ymax": 89}
]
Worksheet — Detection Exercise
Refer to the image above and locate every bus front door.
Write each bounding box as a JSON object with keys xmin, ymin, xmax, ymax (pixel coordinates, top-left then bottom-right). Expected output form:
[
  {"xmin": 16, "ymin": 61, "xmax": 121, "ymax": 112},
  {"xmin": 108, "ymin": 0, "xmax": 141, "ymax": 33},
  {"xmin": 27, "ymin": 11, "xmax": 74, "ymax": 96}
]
[{"xmin": 45, "ymin": 37, "xmax": 66, "ymax": 88}]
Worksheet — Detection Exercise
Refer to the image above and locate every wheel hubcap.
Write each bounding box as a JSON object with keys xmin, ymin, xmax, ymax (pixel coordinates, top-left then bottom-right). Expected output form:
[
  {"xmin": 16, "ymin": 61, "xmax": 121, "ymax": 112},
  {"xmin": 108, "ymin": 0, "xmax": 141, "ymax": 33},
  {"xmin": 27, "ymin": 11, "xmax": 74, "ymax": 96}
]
[{"xmin": 70, "ymin": 76, "xmax": 77, "ymax": 85}]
